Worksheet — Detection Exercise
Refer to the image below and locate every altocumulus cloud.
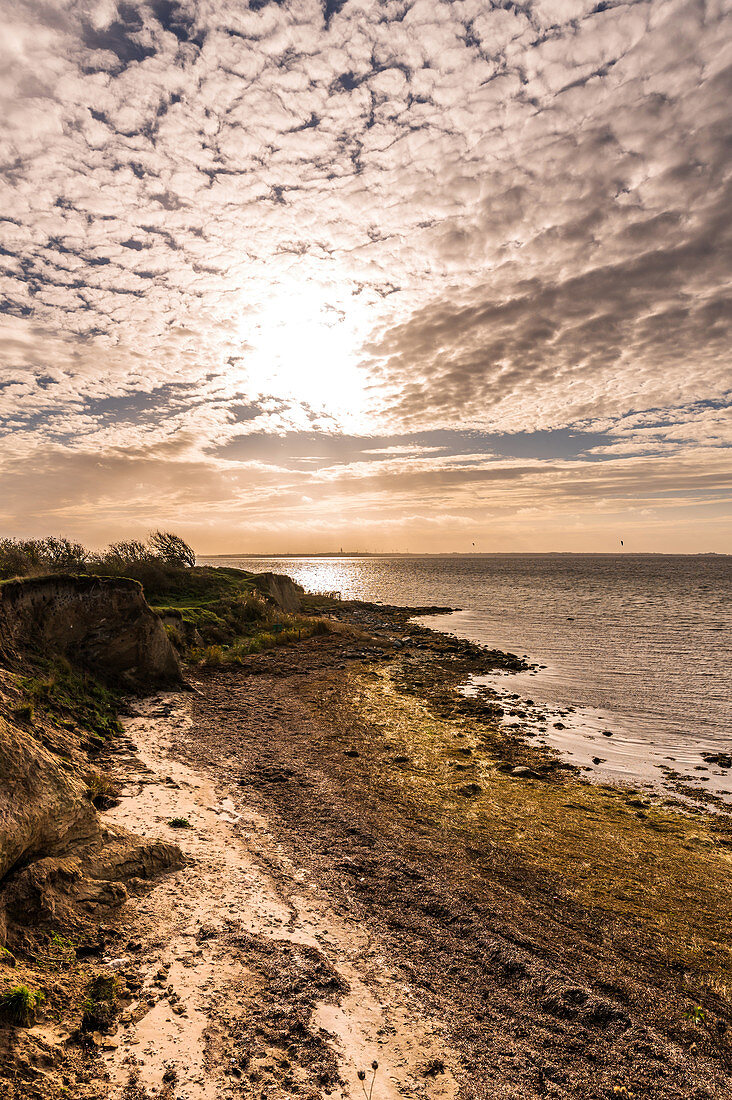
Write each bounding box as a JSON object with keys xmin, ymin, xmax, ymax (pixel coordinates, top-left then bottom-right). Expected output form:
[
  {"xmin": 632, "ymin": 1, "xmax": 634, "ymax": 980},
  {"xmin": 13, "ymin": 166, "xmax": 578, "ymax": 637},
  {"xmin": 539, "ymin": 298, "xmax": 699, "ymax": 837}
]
[{"xmin": 0, "ymin": 0, "xmax": 730, "ymax": 549}]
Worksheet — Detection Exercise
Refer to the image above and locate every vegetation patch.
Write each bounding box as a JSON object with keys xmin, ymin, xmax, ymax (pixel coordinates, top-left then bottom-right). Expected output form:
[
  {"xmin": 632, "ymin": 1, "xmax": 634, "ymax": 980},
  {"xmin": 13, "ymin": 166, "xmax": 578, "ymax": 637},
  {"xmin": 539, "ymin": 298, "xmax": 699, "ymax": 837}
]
[
  {"xmin": 85, "ymin": 770, "xmax": 121, "ymax": 809},
  {"xmin": 81, "ymin": 974, "xmax": 118, "ymax": 1032},
  {"xmin": 11, "ymin": 702, "xmax": 34, "ymax": 723},
  {"xmin": 192, "ymin": 616, "xmax": 332, "ymax": 666},
  {"xmin": 341, "ymin": 667, "xmax": 732, "ymax": 1014},
  {"xmin": 0, "ymin": 530, "xmax": 193, "ymax": 588},
  {"xmin": 34, "ymin": 933, "xmax": 78, "ymax": 974},
  {"xmin": 0, "ymin": 984, "xmax": 45, "ymax": 1027},
  {"xmin": 19, "ymin": 659, "xmax": 122, "ymax": 742}
]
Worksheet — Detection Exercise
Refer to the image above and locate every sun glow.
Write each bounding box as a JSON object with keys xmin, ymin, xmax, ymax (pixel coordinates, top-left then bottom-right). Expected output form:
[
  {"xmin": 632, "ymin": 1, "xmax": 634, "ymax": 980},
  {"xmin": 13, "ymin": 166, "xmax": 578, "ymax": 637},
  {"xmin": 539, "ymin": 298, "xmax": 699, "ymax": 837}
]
[{"xmin": 243, "ymin": 281, "xmax": 373, "ymax": 426}]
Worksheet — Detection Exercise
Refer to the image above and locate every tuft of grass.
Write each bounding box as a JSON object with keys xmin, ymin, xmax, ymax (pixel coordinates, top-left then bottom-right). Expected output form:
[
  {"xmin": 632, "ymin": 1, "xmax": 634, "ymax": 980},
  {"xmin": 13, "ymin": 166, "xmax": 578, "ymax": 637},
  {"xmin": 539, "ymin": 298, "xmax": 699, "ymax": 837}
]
[
  {"xmin": 0, "ymin": 984, "xmax": 45, "ymax": 1026},
  {"xmin": 85, "ymin": 770, "xmax": 121, "ymax": 809},
  {"xmin": 81, "ymin": 974, "xmax": 118, "ymax": 1032},
  {"xmin": 0, "ymin": 947, "xmax": 16, "ymax": 968},
  {"xmin": 168, "ymin": 816, "xmax": 191, "ymax": 829},
  {"xmin": 198, "ymin": 644, "xmax": 224, "ymax": 666}
]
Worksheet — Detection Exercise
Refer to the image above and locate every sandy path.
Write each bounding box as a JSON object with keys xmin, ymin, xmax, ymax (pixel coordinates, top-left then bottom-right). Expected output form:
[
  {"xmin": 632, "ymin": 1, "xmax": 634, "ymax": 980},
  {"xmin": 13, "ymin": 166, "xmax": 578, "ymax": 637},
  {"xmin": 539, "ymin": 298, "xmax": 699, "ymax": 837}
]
[{"xmin": 102, "ymin": 693, "xmax": 459, "ymax": 1100}]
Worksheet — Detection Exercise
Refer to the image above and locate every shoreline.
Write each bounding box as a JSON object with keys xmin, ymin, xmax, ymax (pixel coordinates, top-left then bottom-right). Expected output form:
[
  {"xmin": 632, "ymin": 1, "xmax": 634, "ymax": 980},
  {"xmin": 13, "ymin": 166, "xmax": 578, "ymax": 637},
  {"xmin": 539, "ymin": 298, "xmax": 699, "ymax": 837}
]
[
  {"xmin": 3, "ymin": 588, "xmax": 732, "ymax": 1097},
  {"xmin": 96, "ymin": 601, "xmax": 732, "ymax": 1097},
  {"xmin": 416, "ymin": 609, "xmax": 732, "ymax": 812}
]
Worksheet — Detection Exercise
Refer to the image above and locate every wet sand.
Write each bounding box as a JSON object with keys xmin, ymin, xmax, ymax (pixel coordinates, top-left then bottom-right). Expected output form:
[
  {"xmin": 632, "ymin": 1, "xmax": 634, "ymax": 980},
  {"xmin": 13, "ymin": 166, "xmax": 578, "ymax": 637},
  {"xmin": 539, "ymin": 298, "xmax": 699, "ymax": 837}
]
[
  {"xmin": 102, "ymin": 686, "xmax": 459, "ymax": 1100},
  {"xmin": 466, "ymin": 665, "xmax": 732, "ymax": 807}
]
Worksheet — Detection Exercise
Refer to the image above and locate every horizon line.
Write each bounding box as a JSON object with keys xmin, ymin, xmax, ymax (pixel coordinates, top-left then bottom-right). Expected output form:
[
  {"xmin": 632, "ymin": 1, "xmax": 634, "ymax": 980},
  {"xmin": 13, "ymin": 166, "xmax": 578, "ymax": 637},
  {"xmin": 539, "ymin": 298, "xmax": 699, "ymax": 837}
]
[{"xmin": 197, "ymin": 550, "xmax": 728, "ymax": 558}]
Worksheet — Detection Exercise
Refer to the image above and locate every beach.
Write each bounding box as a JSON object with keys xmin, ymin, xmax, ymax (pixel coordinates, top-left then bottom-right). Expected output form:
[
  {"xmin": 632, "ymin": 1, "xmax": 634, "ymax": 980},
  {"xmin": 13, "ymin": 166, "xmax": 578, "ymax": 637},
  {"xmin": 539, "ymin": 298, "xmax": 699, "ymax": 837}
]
[
  {"xmin": 2, "ymin": 581, "xmax": 731, "ymax": 1099},
  {"xmin": 92, "ymin": 601, "xmax": 732, "ymax": 1097}
]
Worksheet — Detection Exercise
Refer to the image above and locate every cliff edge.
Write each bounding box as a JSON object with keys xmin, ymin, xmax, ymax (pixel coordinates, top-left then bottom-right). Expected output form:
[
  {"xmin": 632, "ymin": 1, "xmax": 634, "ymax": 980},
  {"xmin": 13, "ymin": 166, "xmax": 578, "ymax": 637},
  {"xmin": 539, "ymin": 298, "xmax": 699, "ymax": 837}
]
[
  {"xmin": 252, "ymin": 571, "xmax": 304, "ymax": 612},
  {"xmin": 0, "ymin": 574, "xmax": 181, "ymax": 688}
]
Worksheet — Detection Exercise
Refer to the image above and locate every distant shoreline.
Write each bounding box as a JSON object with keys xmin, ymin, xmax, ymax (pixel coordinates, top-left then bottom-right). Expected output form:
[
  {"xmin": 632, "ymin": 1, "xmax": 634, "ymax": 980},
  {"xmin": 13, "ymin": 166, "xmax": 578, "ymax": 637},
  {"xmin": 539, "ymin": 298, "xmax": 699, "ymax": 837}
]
[{"xmin": 201, "ymin": 551, "xmax": 727, "ymax": 558}]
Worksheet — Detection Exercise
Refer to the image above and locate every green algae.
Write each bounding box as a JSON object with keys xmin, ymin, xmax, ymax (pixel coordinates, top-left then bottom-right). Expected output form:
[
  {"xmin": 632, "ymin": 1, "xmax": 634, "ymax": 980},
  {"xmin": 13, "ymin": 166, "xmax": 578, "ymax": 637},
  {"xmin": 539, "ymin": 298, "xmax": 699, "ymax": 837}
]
[{"xmin": 343, "ymin": 665, "xmax": 732, "ymax": 1010}]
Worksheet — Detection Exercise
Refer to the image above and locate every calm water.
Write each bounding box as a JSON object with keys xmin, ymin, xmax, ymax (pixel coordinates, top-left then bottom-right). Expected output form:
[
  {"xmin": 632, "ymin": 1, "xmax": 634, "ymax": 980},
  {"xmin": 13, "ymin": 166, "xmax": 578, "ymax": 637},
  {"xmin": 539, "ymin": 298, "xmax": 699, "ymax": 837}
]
[{"xmin": 202, "ymin": 555, "xmax": 732, "ymax": 796}]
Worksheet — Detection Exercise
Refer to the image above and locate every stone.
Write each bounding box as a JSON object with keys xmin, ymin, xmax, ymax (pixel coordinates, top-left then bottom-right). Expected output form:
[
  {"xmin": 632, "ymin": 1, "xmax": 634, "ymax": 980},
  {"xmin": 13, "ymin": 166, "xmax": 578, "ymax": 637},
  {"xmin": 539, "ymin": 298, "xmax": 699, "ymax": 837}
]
[{"xmin": 457, "ymin": 783, "xmax": 483, "ymax": 797}]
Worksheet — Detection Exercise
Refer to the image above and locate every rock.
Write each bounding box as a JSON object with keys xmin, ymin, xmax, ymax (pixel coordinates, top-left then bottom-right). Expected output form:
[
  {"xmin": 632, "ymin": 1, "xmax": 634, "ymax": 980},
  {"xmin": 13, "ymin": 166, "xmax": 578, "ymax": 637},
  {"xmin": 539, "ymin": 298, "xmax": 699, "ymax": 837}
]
[
  {"xmin": 0, "ymin": 575, "xmax": 180, "ymax": 689},
  {"xmin": 457, "ymin": 783, "xmax": 483, "ymax": 797},
  {"xmin": 701, "ymin": 751, "xmax": 732, "ymax": 769},
  {"xmin": 511, "ymin": 766, "xmax": 535, "ymax": 778},
  {"xmin": 0, "ymin": 713, "xmax": 99, "ymax": 885}
]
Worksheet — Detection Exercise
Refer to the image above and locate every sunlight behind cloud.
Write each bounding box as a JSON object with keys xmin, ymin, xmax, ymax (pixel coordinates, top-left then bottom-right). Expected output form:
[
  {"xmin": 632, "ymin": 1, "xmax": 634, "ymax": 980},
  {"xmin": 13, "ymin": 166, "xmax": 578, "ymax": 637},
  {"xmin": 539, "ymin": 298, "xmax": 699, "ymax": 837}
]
[{"xmin": 241, "ymin": 280, "xmax": 372, "ymax": 429}]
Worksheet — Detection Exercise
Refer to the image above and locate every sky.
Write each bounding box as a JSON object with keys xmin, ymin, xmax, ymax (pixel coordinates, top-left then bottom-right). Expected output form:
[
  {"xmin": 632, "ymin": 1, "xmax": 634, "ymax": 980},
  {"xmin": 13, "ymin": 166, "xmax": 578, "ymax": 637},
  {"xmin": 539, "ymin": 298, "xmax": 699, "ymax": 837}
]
[{"xmin": 0, "ymin": 0, "xmax": 730, "ymax": 553}]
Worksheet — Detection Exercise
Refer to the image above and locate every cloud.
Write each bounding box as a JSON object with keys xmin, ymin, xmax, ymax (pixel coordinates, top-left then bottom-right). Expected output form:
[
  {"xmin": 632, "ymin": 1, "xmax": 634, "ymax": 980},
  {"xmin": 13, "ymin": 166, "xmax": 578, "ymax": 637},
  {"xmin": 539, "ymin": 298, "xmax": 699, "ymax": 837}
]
[{"xmin": 0, "ymin": 0, "xmax": 730, "ymax": 548}]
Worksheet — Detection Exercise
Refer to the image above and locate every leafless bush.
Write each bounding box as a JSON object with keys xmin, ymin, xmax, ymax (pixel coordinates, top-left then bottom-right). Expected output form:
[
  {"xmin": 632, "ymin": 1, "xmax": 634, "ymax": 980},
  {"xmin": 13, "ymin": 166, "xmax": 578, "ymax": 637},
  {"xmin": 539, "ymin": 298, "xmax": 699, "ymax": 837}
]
[{"xmin": 0, "ymin": 536, "xmax": 88, "ymax": 579}]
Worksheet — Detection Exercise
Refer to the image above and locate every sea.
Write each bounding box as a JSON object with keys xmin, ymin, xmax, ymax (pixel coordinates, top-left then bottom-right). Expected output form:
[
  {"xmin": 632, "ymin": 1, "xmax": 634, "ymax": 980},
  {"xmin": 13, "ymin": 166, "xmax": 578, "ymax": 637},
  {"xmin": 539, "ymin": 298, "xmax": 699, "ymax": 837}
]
[{"xmin": 200, "ymin": 554, "xmax": 732, "ymax": 801}]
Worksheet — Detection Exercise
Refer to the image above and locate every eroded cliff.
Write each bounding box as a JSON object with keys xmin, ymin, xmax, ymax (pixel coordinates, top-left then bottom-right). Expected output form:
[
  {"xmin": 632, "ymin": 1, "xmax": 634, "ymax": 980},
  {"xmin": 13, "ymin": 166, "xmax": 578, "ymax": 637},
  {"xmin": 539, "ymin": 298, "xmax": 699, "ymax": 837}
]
[
  {"xmin": 0, "ymin": 574, "xmax": 180, "ymax": 688},
  {"xmin": 0, "ymin": 576, "xmax": 183, "ymax": 946}
]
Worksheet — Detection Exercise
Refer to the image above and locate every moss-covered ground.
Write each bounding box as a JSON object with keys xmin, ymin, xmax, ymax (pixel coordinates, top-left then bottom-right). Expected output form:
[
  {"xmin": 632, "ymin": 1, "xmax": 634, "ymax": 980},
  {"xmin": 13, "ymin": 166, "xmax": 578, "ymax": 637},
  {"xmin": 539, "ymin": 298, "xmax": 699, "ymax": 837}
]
[
  {"xmin": 18, "ymin": 659, "xmax": 122, "ymax": 744},
  {"xmin": 348, "ymin": 667, "xmax": 732, "ymax": 1006}
]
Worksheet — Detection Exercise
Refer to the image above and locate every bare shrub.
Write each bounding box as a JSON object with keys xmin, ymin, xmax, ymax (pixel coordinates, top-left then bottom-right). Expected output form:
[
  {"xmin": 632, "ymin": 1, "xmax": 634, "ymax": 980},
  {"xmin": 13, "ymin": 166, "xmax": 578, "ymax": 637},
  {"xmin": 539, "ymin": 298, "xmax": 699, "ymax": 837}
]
[{"xmin": 147, "ymin": 530, "xmax": 195, "ymax": 568}]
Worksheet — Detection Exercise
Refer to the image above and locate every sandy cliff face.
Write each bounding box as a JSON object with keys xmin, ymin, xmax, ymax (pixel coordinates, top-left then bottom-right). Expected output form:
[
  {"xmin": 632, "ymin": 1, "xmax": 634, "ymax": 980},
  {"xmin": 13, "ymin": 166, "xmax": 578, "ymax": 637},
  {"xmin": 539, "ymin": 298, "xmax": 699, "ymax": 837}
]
[
  {"xmin": 0, "ymin": 575, "xmax": 183, "ymax": 943},
  {"xmin": 0, "ymin": 713, "xmax": 99, "ymax": 885},
  {"xmin": 0, "ymin": 574, "xmax": 180, "ymax": 688},
  {"xmin": 252, "ymin": 571, "xmax": 304, "ymax": 613}
]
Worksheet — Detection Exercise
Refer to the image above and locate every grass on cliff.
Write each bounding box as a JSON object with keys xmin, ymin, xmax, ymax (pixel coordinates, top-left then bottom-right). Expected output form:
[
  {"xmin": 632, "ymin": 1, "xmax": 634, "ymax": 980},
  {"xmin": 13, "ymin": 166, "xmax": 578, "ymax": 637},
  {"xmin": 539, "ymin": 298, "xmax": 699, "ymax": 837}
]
[
  {"xmin": 157, "ymin": 586, "xmax": 269, "ymax": 647},
  {"xmin": 81, "ymin": 974, "xmax": 119, "ymax": 1032},
  {"xmin": 193, "ymin": 615, "xmax": 332, "ymax": 665},
  {"xmin": 0, "ymin": 530, "xmax": 314, "ymax": 656},
  {"xmin": 19, "ymin": 659, "xmax": 122, "ymax": 743},
  {"xmin": 0, "ymin": 984, "xmax": 45, "ymax": 1027}
]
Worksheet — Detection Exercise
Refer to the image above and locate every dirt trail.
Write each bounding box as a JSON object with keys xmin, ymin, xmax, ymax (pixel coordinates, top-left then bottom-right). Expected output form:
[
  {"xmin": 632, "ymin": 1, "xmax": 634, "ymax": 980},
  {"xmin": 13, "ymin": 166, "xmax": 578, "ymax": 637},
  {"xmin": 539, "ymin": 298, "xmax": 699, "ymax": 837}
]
[{"xmin": 102, "ymin": 693, "xmax": 459, "ymax": 1099}]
